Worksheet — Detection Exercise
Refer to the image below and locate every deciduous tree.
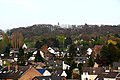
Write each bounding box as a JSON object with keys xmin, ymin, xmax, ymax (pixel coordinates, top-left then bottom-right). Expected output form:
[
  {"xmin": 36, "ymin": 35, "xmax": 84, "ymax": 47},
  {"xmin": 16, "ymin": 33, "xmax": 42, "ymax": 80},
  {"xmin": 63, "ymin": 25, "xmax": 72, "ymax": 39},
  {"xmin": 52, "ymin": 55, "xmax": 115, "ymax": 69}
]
[{"xmin": 11, "ymin": 32, "xmax": 24, "ymax": 48}]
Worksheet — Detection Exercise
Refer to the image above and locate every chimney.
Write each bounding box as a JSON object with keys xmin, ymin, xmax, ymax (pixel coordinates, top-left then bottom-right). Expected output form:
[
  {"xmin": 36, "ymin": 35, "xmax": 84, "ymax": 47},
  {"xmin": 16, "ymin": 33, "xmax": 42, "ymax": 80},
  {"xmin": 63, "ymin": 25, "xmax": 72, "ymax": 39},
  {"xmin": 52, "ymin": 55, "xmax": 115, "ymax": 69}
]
[{"xmin": 15, "ymin": 65, "xmax": 18, "ymax": 72}]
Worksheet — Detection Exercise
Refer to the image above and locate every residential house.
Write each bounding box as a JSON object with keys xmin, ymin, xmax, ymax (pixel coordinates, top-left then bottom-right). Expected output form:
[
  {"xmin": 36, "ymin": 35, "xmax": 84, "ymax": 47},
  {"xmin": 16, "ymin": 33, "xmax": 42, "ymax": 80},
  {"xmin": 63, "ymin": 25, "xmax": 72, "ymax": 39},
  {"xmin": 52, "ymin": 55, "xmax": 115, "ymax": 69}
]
[
  {"xmin": 116, "ymin": 73, "xmax": 120, "ymax": 80},
  {"xmin": 37, "ymin": 68, "xmax": 51, "ymax": 76},
  {"xmin": 33, "ymin": 76, "xmax": 66, "ymax": 80},
  {"xmin": 28, "ymin": 50, "xmax": 44, "ymax": 61},
  {"xmin": 81, "ymin": 67, "xmax": 105, "ymax": 80},
  {"xmin": 46, "ymin": 60, "xmax": 63, "ymax": 69},
  {"xmin": 113, "ymin": 62, "xmax": 120, "ymax": 70},
  {"xmin": 0, "ymin": 65, "xmax": 43, "ymax": 80},
  {"xmin": 104, "ymin": 72, "xmax": 119, "ymax": 80},
  {"xmin": 74, "ymin": 56, "xmax": 88, "ymax": 67},
  {"xmin": 33, "ymin": 69, "xmax": 67, "ymax": 80},
  {"xmin": 87, "ymin": 48, "xmax": 92, "ymax": 55},
  {"xmin": 62, "ymin": 61, "xmax": 70, "ymax": 70},
  {"xmin": 51, "ymin": 70, "xmax": 67, "ymax": 77},
  {"xmin": 74, "ymin": 56, "xmax": 88, "ymax": 64}
]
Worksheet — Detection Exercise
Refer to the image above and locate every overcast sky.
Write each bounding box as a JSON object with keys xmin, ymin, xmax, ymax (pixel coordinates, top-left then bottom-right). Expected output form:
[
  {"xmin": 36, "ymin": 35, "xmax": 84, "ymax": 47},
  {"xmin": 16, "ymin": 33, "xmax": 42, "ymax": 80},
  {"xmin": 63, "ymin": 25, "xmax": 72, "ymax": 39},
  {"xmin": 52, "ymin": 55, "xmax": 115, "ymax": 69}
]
[{"xmin": 0, "ymin": 0, "xmax": 120, "ymax": 30}]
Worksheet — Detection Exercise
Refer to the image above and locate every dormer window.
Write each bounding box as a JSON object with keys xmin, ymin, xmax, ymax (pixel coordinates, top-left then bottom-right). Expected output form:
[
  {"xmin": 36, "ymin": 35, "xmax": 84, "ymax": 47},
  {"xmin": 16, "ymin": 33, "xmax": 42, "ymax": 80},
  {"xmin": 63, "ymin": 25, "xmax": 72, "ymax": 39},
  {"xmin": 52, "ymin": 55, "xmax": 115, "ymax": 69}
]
[{"xmin": 93, "ymin": 70, "xmax": 95, "ymax": 73}]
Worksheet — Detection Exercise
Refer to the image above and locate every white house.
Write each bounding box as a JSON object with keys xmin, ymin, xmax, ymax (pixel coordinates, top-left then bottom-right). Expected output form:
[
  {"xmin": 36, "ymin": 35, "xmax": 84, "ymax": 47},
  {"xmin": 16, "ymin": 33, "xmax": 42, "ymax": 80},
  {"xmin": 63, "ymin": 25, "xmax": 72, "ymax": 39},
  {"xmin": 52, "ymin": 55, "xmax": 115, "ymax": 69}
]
[
  {"xmin": 62, "ymin": 61, "xmax": 70, "ymax": 70},
  {"xmin": 87, "ymin": 48, "xmax": 92, "ymax": 55},
  {"xmin": 81, "ymin": 67, "xmax": 104, "ymax": 80},
  {"xmin": 0, "ymin": 59, "xmax": 2, "ymax": 66},
  {"xmin": 104, "ymin": 72, "xmax": 119, "ymax": 80},
  {"xmin": 43, "ymin": 70, "xmax": 51, "ymax": 76},
  {"xmin": 40, "ymin": 50, "xmax": 45, "ymax": 58},
  {"xmin": 47, "ymin": 47, "xmax": 55, "ymax": 54},
  {"xmin": 61, "ymin": 71, "xmax": 67, "ymax": 77},
  {"xmin": 81, "ymin": 72, "xmax": 97, "ymax": 80},
  {"xmin": 28, "ymin": 56, "xmax": 35, "ymax": 61},
  {"xmin": 22, "ymin": 43, "xmax": 27, "ymax": 49}
]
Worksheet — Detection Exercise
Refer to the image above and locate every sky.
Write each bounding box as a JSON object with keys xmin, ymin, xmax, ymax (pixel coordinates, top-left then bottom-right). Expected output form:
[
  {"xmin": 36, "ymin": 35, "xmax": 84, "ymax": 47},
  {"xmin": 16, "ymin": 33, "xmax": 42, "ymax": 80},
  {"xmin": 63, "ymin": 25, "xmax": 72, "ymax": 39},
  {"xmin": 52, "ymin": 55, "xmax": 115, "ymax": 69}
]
[{"xmin": 0, "ymin": 0, "xmax": 120, "ymax": 30}]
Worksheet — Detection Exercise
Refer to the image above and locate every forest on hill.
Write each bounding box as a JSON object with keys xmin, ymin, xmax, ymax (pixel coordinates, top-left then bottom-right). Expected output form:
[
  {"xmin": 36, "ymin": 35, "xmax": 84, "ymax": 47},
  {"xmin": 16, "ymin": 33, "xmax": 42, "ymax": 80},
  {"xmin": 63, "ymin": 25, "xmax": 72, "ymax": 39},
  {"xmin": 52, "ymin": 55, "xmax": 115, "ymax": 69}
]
[{"xmin": 9, "ymin": 24, "xmax": 120, "ymax": 41}]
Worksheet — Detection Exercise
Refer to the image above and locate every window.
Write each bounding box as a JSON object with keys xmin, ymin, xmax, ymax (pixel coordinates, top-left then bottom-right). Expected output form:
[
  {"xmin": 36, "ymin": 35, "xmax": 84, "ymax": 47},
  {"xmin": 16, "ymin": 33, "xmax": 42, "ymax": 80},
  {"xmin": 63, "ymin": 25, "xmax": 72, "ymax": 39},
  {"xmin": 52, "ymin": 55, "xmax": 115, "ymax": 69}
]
[{"xmin": 84, "ymin": 78, "xmax": 88, "ymax": 80}]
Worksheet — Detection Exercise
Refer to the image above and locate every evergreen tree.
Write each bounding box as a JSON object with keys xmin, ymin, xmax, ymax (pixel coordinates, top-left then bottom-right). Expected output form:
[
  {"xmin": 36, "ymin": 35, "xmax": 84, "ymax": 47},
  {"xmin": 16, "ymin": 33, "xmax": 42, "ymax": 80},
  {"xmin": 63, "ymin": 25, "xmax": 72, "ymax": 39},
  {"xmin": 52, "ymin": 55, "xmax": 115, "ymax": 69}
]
[
  {"xmin": 18, "ymin": 47, "xmax": 26, "ymax": 66},
  {"xmin": 88, "ymin": 55, "xmax": 94, "ymax": 67},
  {"xmin": 69, "ymin": 44, "xmax": 76, "ymax": 59},
  {"xmin": 35, "ymin": 50, "xmax": 44, "ymax": 62},
  {"xmin": 35, "ymin": 40, "xmax": 41, "ymax": 49}
]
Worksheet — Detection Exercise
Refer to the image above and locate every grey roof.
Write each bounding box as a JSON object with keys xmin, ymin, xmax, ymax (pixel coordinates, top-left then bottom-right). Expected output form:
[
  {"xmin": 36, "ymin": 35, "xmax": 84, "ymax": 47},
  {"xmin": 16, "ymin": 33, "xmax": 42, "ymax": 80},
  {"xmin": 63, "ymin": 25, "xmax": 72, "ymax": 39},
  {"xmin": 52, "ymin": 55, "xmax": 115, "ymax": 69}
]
[
  {"xmin": 33, "ymin": 76, "xmax": 64, "ymax": 80},
  {"xmin": 95, "ymin": 73, "xmax": 108, "ymax": 80},
  {"xmin": 82, "ymin": 67, "xmax": 105, "ymax": 75},
  {"xmin": 104, "ymin": 72, "xmax": 119, "ymax": 78},
  {"xmin": 113, "ymin": 62, "xmax": 120, "ymax": 68},
  {"xmin": 51, "ymin": 70, "xmax": 63, "ymax": 76}
]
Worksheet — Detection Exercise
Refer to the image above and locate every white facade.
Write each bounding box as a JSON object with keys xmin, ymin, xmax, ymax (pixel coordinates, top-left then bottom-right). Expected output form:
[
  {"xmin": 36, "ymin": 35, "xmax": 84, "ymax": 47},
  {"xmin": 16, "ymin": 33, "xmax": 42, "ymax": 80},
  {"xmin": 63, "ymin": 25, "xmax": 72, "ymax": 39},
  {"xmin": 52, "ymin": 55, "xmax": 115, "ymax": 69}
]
[
  {"xmin": 61, "ymin": 71, "xmax": 67, "ymax": 77},
  {"xmin": 87, "ymin": 48, "xmax": 92, "ymax": 55},
  {"xmin": 40, "ymin": 50, "xmax": 45, "ymax": 58},
  {"xmin": 47, "ymin": 47, "xmax": 55, "ymax": 54},
  {"xmin": 81, "ymin": 72, "xmax": 97, "ymax": 80},
  {"xmin": 22, "ymin": 43, "xmax": 27, "ymax": 49},
  {"xmin": 43, "ymin": 70, "xmax": 51, "ymax": 76},
  {"xmin": 0, "ymin": 59, "xmax": 2, "ymax": 66},
  {"xmin": 28, "ymin": 56, "xmax": 35, "ymax": 61},
  {"xmin": 62, "ymin": 61, "xmax": 70, "ymax": 70},
  {"xmin": 104, "ymin": 78, "xmax": 116, "ymax": 80}
]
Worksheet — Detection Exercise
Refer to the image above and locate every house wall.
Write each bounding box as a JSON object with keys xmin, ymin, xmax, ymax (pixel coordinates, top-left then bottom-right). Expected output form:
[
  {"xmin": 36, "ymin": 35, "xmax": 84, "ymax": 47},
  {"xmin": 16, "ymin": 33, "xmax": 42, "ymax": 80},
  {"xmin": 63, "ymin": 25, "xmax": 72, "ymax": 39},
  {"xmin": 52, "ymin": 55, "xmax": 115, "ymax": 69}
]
[
  {"xmin": 90, "ymin": 75, "xmax": 97, "ymax": 80},
  {"xmin": 81, "ymin": 74, "xmax": 97, "ymax": 80},
  {"xmin": 104, "ymin": 78, "xmax": 116, "ymax": 80},
  {"xmin": 19, "ymin": 67, "xmax": 42, "ymax": 80}
]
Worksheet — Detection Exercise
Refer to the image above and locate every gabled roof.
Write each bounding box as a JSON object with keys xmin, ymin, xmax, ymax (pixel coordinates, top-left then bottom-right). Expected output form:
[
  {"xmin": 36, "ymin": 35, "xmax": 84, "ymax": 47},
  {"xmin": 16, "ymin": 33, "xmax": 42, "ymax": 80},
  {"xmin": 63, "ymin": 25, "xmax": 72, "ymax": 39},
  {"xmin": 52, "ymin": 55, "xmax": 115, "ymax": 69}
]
[
  {"xmin": 0, "ymin": 65, "xmax": 31, "ymax": 79},
  {"xmin": 22, "ymin": 43, "xmax": 27, "ymax": 49},
  {"xmin": 33, "ymin": 76, "xmax": 64, "ymax": 80},
  {"xmin": 51, "ymin": 70, "xmax": 63, "ymax": 76},
  {"xmin": 0, "ymin": 72, "xmax": 20, "ymax": 79},
  {"xmin": 61, "ymin": 71, "xmax": 67, "ymax": 77},
  {"xmin": 51, "ymin": 70, "xmax": 67, "ymax": 77},
  {"xmin": 104, "ymin": 72, "xmax": 119, "ymax": 78},
  {"xmin": 82, "ymin": 67, "xmax": 105, "ymax": 75},
  {"xmin": 95, "ymin": 73, "xmax": 108, "ymax": 80}
]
